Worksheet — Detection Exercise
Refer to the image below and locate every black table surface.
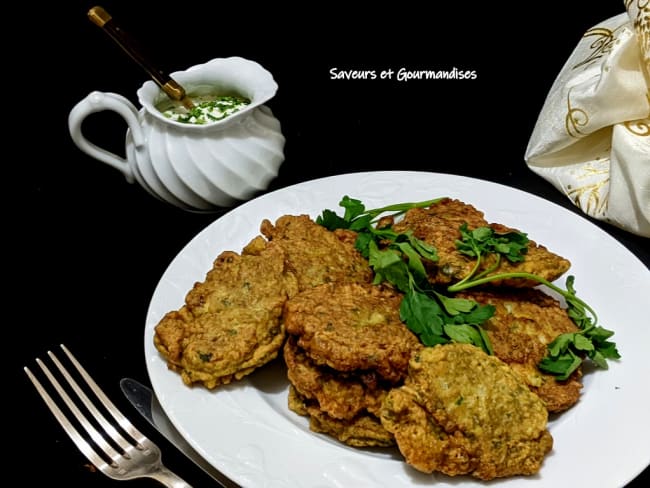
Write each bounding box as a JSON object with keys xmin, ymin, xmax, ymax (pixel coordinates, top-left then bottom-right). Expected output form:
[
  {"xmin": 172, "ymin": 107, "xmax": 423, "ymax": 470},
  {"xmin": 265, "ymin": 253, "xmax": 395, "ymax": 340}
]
[{"xmin": 14, "ymin": 1, "xmax": 648, "ymax": 486}]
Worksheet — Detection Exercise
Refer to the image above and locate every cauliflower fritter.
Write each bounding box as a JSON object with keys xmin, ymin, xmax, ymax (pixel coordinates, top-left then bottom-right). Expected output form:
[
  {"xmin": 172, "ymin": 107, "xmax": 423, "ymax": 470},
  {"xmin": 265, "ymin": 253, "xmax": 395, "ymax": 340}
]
[
  {"xmin": 283, "ymin": 282, "xmax": 422, "ymax": 383},
  {"xmin": 154, "ymin": 240, "xmax": 298, "ymax": 388},
  {"xmin": 458, "ymin": 288, "xmax": 583, "ymax": 412},
  {"xmin": 391, "ymin": 198, "xmax": 571, "ymax": 287},
  {"xmin": 288, "ymin": 385, "xmax": 394, "ymax": 447},
  {"xmin": 380, "ymin": 344, "xmax": 553, "ymax": 480},
  {"xmin": 260, "ymin": 214, "xmax": 373, "ymax": 291}
]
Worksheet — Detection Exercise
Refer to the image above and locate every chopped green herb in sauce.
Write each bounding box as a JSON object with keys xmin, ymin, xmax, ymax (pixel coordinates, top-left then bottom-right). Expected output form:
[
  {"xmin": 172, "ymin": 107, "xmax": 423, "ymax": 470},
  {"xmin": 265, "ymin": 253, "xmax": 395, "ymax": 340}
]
[{"xmin": 161, "ymin": 95, "xmax": 251, "ymax": 124}]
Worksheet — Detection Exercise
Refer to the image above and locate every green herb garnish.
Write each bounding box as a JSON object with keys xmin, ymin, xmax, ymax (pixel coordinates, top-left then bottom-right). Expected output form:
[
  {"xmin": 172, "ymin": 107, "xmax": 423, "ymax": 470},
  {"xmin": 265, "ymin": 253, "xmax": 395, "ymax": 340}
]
[
  {"xmin": 317, "ymin": 196, "xmax": 620, "ymax": 380},
  {"xmin": 317, "ymin": 196, "xmax": 496, "ymax": 353},
  {"xmin": 537, "ymin": 276, "xmax": 620, "ymax": 380},
  {"xmin": 448, "ymin": 224, "xmax": 620, "ymax": 379}
]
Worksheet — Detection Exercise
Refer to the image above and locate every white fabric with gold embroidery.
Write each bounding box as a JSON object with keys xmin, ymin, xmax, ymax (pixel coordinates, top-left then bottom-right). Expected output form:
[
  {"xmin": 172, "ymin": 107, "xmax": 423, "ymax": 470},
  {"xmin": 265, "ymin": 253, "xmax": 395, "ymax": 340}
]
[{"xmin": 525, "ymin": 2, "xmax": 650, "ymax": 237}]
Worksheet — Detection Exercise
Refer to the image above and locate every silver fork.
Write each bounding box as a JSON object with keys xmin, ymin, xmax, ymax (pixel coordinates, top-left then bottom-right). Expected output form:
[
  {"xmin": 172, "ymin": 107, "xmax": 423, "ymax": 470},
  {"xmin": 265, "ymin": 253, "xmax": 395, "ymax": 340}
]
[{"xmin": 24, "ymin": 344, "xmax": 192, "ymax": 487}]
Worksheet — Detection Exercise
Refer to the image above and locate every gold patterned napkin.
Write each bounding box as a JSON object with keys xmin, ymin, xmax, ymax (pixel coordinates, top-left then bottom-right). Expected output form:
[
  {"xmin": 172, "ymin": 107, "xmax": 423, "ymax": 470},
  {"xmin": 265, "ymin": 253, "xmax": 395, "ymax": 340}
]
[{"xmin": 525, "ymin": 1, "xmax": 649, "ymax": 237}]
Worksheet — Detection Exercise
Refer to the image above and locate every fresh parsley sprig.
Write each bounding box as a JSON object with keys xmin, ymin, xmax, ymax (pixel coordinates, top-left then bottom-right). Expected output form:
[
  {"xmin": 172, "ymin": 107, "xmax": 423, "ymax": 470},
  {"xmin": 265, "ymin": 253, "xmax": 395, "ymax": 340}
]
[
  {"xmin": 317, "ymin": 197, "xmax": 620, "ymax": 378},
  {"xmin": 400, "ymin": 283, "xmax": 495, "ymax": 353},
  {"xmin": 317, "ymin": 195, "xmax": 444, "ymax": 233},
  {"xmin": 537, "ymin": 276, "xmax": 620, "ymax": 380},
  {"xmin": 449, "ymin": 224, "xmax": 620, "ymax": 379},
  {"xmin": 317, "ymin": 196, "xmax": 496, "ymax": 353}
]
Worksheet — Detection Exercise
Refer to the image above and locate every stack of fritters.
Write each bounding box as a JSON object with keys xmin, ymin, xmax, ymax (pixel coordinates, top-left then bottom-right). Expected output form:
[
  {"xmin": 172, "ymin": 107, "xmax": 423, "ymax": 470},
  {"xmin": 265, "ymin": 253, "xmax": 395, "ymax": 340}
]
[
  {"xmin": 381, "ymin": 343, "xmax": 553, "ymax": 480},
  {"xmin": 283, "ymin": 282, "xmax": 422, "ymax": 447},
  {"xmin": 154, "ymin": 215, "xmax": 371, "ymax": 388},
  {"xmin": 154, "ymin": 198, "xmax": 588, "ymax": 481}
]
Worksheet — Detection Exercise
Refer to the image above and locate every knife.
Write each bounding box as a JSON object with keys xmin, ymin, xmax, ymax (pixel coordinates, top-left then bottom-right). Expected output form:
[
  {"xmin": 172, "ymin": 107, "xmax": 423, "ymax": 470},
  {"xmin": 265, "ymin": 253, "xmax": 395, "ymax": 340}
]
[{"xmin": 120, "ymin": 377, "xmax": 239, "ymax": 488}]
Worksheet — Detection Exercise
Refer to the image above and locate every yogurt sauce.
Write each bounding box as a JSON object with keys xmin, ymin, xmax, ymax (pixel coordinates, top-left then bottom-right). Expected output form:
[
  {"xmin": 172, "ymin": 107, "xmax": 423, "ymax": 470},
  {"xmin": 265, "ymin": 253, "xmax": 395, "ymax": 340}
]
[{"xmin": 160, "ymin": 94, "xmax": 251, "ymax": 124}]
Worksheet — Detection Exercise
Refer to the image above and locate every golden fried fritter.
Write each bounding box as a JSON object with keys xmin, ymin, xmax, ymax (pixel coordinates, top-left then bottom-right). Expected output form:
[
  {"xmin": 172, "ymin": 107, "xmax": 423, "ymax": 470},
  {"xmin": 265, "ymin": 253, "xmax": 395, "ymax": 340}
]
[
  {"xmin": 284, "ymin": 336, "xmax": 390, "ymax": 420},
  {"xmin": 260, "ymin": 215, "xmax": 373, "ymax": 291},
  {"xmin": 154, "ymin": 240, "xmax": 298, "ymax": 388},
  {"xmin": 288, "ymin": 385, "xmax": 394, "ymax": 447},
  {"xmin": 284, "ymin": 282, "xmax": 422, "ymax": 383},
  {"xmin": 458, "ymin": 288, "xmax": 583, "ymax": 412},
  {"xmin": 391, "ymin": 198, "xmax": 571, "ymax": 287},
  {"xmin": 155, "ymin": 307, "xmax": 285, "ymax": 388},
  {"xmin": 380, "ymin": 344, "xmax": 553, "ymax": 480},
  {"xmin": 184, "ymin": 244, "xmax": 298, "ymax": 316}
]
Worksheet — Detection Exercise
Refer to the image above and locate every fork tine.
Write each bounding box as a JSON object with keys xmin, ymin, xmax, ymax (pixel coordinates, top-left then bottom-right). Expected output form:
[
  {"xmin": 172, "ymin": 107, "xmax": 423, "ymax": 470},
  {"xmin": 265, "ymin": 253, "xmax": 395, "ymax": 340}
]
[
  {"xmin": 24, "ymin": 363, "xmax": 114, "ymax": 472},
  {"xmin": 29, "ymin": 345, "xmax": 138, "ymax": 472},
  {"xmin": 48, "ymin": 345, "xmax": 143, "ymax": 456},
  {"xmin": 58, "ymin": 344, "xmax": 149, "ymax": 448}
]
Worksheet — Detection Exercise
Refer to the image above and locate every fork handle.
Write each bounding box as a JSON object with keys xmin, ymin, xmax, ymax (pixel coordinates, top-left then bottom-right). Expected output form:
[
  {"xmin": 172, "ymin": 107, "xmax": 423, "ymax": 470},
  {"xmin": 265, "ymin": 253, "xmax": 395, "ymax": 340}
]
[{"xmin": 149, "ymin": 466, "xmax": 193, "ymax": 488}]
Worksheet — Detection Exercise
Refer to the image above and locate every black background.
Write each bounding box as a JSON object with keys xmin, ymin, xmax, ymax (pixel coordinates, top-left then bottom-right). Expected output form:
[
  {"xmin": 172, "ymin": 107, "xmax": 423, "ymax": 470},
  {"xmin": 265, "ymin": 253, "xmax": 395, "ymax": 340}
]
[{"xmin": 13, "ymin": 1, "xmax": 648, "ymax": 486}]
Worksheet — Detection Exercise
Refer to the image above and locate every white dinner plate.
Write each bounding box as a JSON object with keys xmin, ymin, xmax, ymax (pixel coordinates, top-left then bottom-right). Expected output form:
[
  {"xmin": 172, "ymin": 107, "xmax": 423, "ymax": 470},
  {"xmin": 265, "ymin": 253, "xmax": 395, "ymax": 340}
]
[{"xmin": 145, "ymin": 171, "xmax": 650, "ymax": 487}]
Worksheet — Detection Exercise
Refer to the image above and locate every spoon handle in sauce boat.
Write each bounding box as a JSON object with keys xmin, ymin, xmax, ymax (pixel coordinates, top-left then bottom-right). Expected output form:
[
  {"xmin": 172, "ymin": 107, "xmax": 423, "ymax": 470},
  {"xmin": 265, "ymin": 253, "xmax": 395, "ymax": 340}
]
[{"xmin": 87, "ymin": 6, "xmax": 194, "ymax": 109}]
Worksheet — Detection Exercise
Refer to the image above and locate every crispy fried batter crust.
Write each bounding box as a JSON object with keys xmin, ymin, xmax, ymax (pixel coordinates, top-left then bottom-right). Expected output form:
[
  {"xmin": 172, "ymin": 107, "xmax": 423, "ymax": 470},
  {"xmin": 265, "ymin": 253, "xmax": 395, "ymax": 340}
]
[
  {"xmin": 380, "ymin": 344, "xmax": 553, "ymax": 480},
  {"xmin": 288, "ymin": 385, "xmax": 394, "ymax": 447},
  {"xmin": 154, "ymin": 241, "xmax": 296, "ymax": 388},
  {"xmin": 392, "ymin": 198, "xmax": 571, "ymax": 287},
  {"xmin": 284, "ymin": 282, "xmax": 422, "ymax": 382},
  {"xmin": 284, "ymin": 337, "xmax": 390, "ymax": 420},
  {"xmin": 458, "ymin": 288, "xmax": 583, "ymax": 412},
  {"xmin": 260, "ymin": 215, "xmax": 372, "ymax": 291}
]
